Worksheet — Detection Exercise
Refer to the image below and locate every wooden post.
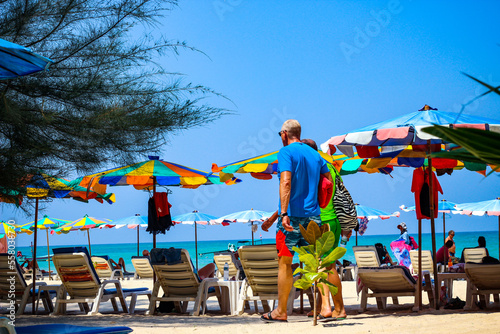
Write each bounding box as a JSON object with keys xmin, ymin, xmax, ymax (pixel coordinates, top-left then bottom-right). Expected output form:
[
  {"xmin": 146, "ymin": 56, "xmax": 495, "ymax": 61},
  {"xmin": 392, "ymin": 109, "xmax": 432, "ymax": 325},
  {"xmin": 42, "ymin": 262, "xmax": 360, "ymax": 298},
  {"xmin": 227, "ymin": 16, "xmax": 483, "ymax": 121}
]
[
  {"xmin": 46, "ymin": 229, "xmax": 51, "ymax": 280},
  {"xmin": 32, "ymin": 198, "xmax": 39, "ymax": 314},
  {"xmin": 251, "ymin": 221, "xmax": 254, "ymax": 245},
  {"xmin": 87, "ymin": 229, "xmax": 92, "ymax": 256},
  {"xmin": 443, "ymin": 212, "xmax": 446, "ymax": 248},
  {"xmin": 427, "ymin": 140, "xmax": 439, "ymax": 309},
  {"xmin": 418, "ymin": 218, "xmax": 422, "ymax": 310},
  {"xmin": 137, "ymin": 225, "xmax": 140, "ymax": 257},
  {"xmin": 195, "ymin": 221, "xmax": 198, "ymax": 271}
]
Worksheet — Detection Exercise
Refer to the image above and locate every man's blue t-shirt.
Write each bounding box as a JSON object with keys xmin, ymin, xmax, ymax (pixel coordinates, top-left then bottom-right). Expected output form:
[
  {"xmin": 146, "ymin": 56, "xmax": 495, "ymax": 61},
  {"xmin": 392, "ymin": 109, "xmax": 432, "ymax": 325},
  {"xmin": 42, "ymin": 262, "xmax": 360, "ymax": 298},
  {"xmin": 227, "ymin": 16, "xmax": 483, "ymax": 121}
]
[{"xmin": 277, "ymin": 142, "xmax": 328, "ymax": 217}]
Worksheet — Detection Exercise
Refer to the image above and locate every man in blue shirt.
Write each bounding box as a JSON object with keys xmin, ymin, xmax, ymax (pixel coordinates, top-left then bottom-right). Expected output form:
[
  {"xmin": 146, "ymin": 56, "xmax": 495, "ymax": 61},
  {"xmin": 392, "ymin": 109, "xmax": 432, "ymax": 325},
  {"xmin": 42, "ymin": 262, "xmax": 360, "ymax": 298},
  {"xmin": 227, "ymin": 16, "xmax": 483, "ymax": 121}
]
[{"xmin": 261, "ymin": 119, "xmax": 331, "ymax": 323}]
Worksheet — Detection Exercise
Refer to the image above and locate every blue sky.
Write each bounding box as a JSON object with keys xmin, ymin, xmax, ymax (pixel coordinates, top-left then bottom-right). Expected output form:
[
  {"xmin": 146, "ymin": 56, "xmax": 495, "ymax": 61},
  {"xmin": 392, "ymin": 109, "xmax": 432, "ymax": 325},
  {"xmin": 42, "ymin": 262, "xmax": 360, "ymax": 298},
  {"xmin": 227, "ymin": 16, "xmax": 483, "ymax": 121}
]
[{"xmin": 3, "ymin": 0, "xmax": 500, "ymax": 247}]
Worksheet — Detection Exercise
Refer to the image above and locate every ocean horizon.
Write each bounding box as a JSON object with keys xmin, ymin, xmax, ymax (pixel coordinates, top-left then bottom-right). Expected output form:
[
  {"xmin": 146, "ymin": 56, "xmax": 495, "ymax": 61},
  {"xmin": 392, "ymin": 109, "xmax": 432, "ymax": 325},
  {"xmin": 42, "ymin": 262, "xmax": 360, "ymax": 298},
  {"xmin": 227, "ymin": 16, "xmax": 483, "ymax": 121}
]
[{"xmin": 16, "ymin": 230, "xmax": 499, "ymax": 272}]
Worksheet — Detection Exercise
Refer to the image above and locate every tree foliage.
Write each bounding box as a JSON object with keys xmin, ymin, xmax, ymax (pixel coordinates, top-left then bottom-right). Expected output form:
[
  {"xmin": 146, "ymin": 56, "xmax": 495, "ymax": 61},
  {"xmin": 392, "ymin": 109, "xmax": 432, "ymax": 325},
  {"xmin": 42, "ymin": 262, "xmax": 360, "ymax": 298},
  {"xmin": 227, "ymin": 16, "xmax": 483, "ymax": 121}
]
[{"xmin": 0, "ymin": 0, "xmax": 228, "ymax": 193}]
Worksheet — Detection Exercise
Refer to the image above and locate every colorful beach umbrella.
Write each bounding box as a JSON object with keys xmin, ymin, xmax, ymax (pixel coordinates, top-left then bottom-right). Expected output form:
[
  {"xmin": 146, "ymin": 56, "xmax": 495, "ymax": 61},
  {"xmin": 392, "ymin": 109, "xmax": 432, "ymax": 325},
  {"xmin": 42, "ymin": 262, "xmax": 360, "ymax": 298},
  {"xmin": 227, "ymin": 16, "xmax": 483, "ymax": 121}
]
[
  {"xmin": 212, "ymin": 209, "xmax": 273, "ymax": 246},
  {"xmin": 76, "ymin": 156, "xmax": 240, "ymax": 249},
  {"xmin": 20, "ymin": 215, "xmax": 70, "ymax": 278},
  {"xmin": 455, "ymin": 198, "xmax": 500, "ymax": 259},
  {"xmin": 172, "ymin": 211, "xmax": 219, "ymax": 270},
  {"xmin": 400, "ymin": 200, "xmax": 462, "ymax": 246},
  {"xmin": 111, "ymin": 214, "xmax": 148, "ymax": 256},
  {"xmin": 54, "ymin": 215, "xmax": 112, "ymax": 256},
  {"xmin": 0, "ymin": 38, "xmax": 53, "ymax": 80},
  {"xmin": 320, "ymin": 104, "xmax": 500, "ymax": 310},
  {"xmin": 353, "ymin": 204, "xmax": 400, "ymax": 245}
]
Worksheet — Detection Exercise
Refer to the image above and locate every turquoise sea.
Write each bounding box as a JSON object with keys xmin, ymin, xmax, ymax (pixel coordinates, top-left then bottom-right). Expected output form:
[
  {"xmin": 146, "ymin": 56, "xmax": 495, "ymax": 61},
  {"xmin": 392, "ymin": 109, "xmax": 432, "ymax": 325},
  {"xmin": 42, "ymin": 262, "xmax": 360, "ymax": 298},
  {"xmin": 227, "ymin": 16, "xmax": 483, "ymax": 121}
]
[{"xmin": 15, "ymin": 231, "xmax": 499, "ymax": 272}]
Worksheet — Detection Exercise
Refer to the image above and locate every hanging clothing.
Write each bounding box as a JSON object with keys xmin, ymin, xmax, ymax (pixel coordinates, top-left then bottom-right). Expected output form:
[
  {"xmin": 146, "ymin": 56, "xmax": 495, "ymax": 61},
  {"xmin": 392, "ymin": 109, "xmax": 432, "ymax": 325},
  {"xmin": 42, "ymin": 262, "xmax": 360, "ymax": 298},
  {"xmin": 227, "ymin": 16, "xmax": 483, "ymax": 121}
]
[
  {"xmin": 147, "ymin": 192, "xmax": 173, "ymax": 234},
  {"xmin": 411, "ymin": 168, "xmax": 443, "ymax": 220}
]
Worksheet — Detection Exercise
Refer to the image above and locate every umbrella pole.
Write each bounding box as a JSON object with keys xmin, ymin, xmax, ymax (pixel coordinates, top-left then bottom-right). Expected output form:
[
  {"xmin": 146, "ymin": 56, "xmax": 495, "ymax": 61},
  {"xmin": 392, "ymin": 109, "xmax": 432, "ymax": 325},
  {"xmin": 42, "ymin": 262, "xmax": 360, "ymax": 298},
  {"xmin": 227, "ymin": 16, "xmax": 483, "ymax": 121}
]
[
  {"xmin": 46, "ymin": 229, "xmax": 51, "ymax": 280},
  {"xmin": 498, "ymin": 216, "xmax": 499, "ymax": 260},
  {"xmin": 195, "ymin": 222, "xmax": 198, "ymax": 271},
  {"xmin": 356, "ymin": 231, "xmax": 358, "ymax": 246},
  {"xmin": 137, "ymin": 226, "xmax": 140, "ymax": 257},
  {"xmin": 418, "ymin": 218, "xmax": 422, "ymax": 310},
  {"xmin": 87, "ymin": 230, "xmax": 92, "ymax": 256},
  {"xmin": 443, "ymin": 212, "xmax": 446, "ymax": 247},
  {"xmin": 251, "ymin": 221, "xmax": 254, "ymax": 245},
  {"xmin": 32, "ymin": 198, "xmax": 39, "ymax": 315},
  {"xmin": 153, "ymin": 177, "xmax": 156, "ymax": 249},
  {"xmin": 427, "ymin": 141, "xmax": 439, "ymax": 310}
]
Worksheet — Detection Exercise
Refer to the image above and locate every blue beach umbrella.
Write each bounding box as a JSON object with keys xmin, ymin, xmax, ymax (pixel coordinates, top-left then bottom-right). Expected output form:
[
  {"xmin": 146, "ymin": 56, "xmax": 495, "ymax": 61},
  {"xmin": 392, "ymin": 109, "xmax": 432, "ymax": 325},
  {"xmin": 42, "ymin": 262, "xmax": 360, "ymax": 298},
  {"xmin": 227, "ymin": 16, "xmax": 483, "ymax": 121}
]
[
  {"xmin": 213, "ymin": 209, "xmax": 273, "ymax": 246},
  {"xmin": 111, "ymin": 214, "xmax": 148, "ymax": 256},
  {"xmin": 455, "ymin": 198, "xmax": 500, "ymax": 259},
  {"xmin": 172, "ymin": 211, "xmax": 219, "ymax": 270},
  {"xmin": 354, "ymin": 204, "xmax": 400, "ymax": 245},
  {"xmin": 0, "ymin": 38, "xmax": 53, "ymax": 80}
]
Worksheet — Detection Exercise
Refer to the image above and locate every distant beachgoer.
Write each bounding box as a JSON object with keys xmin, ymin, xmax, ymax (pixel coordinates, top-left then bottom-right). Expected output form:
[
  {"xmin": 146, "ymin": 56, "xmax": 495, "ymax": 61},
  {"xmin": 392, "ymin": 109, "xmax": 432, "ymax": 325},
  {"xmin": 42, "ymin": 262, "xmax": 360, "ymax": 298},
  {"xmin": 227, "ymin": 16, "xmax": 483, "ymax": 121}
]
[
  {"xmin": 142, "ymin": 249, "xmax": 150, "ymax": 257},
  {"xmin": 397, "ymin": 222, "xmax": 411, "ymax": 245},
  {"xmin": 110, "ymin": 257, "xmax": 127, "ymax": 271},
  {"xmin": 436, "ymin": 240, "xmax": 454, "ymax": 264},
  {"xmin": 445, "ymin": 230, "xmax": 456, "ymax": 257},
  {"xmin": 375, "ymin": 243, "xmax": 396, "ymax": 265}
]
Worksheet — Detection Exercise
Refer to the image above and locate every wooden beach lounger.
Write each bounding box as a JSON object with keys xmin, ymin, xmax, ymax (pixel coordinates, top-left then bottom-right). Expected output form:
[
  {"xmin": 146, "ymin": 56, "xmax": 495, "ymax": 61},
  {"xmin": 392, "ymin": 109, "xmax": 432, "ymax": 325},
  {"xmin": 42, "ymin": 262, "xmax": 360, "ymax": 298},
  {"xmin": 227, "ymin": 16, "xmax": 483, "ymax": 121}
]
[
  {"xmin": 148, "ymin": 248, "xmax": 222, "ymax": 316},
  {"xmin": 464, "ymin": 262, "xmax": 500, "ymax": 310},
  {"xmin": 131, "ymin": 256, "xmax": 154, "ymax": 279},
  {"xmin": 357, "ymin": 266, "xmax": 434, "ymax": 312},
  {"xmin": 237, "ymin": 244, "xmax": 303, "ymax": 315},
  {"xmin": 52, "ymin": 247, "xmax": 151, "ymax": 315},
  {"xmin": 0, "ymin": 253, "xmax": 60, "ymax": 315}
]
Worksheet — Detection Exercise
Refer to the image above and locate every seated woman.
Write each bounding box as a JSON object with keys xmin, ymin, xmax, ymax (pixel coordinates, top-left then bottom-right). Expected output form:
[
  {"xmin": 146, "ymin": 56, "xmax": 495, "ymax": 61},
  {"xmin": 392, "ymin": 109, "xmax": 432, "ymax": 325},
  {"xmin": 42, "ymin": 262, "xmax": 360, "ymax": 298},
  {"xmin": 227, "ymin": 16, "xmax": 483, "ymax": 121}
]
[{"xmin": 375, "ymin": 243, "xmax": 396, "ymax": 266}]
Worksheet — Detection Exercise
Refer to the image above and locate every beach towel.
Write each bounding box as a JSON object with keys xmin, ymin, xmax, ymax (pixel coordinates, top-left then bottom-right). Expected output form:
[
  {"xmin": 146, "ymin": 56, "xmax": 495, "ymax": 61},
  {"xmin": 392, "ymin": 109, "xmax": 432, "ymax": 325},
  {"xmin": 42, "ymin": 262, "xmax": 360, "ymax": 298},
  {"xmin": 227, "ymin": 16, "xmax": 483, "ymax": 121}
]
[
  {"xmin": 390, "ymin": 237, "xmax": 412, "ymax": 269},
  {"xmin": 150, "ymin": 247, "xmax": 182, "ymax": 265},
  {"xmin": 358, "ymin": 217, "xmax": 368, "ymax": 236}
]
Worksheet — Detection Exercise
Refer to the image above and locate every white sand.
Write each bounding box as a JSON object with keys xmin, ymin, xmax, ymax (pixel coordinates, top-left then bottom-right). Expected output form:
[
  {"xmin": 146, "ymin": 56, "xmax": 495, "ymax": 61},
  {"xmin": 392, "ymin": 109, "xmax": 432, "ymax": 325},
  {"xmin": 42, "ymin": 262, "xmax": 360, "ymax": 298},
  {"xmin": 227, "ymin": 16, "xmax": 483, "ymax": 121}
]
[{"xmin": 9, "ymin": 277, "xmax": 500, "ymax": 333}]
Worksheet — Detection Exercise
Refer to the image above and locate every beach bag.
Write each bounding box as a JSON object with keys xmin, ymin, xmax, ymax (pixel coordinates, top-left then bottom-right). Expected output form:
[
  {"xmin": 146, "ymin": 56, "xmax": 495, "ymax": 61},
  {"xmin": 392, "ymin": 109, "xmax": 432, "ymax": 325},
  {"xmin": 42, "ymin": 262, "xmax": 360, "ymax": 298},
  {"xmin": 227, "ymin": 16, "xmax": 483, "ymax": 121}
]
[
  {"xmin": 332, "ymin": 171, "xmax": 358, "ymax": 231},
  {"xmin": 318, "ymin": 174, "xmax": 334, "ymax": 209}
]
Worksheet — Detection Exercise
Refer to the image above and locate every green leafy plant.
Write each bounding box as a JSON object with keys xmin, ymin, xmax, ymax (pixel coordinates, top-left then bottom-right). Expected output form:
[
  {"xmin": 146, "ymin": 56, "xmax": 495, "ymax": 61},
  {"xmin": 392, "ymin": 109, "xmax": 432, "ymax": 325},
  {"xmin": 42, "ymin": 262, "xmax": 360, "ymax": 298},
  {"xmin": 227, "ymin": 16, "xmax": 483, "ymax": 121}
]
[{"xmin": 292, "ymin": 221, "xmax": 346, "ymax": 326}]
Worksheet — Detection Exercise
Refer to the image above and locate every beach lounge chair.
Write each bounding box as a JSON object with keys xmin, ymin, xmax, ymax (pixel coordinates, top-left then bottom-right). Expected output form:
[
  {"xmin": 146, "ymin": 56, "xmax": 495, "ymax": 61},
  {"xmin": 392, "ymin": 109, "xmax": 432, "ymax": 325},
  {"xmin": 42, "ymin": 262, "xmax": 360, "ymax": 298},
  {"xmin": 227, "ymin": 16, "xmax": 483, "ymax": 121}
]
[
  {"xmin": 409, "ymin": 250, "xmax": 444, "ymax": 276},
  {"xmin": 0, "ymin": 317, "xmax": 133, "ymax": 334},
  {"xmin": 0, "ymin": 254, "xmax": 59, "ymax": 315},
  {"xmin": 91, "ymin": 256, "xmax": 124, "ymax": 280},
  {"xmin": 236, "ymin": 244, "xmax": 301, "ymax": 315},
  {"xmin": 214, "ymin": 252, "xmax": 241, "ymax": 280},
  {"xmin": 357, "ymin": 266, "xmax": 434, "ymax": 312},
  {"xmin": 464, "ymin": 262, "xmax": 500, "ymax": 310},
  {"xmin": 52, "ymin": 247, "xmax": 151, "ymax": 315},
  {"xmin": 131, "ymin": 256, "xmax": 154, "ymax": 279},
  {"xmin": 462, "ymin": 248, "xmax": 488, "ymax": 264},
  {"xmin": 148, "ymin": 248, "xmax": 222, "ymax": 316},
  {"xmin": 353, "ymin": 245, "xmax": 381, "ymax": 268}
]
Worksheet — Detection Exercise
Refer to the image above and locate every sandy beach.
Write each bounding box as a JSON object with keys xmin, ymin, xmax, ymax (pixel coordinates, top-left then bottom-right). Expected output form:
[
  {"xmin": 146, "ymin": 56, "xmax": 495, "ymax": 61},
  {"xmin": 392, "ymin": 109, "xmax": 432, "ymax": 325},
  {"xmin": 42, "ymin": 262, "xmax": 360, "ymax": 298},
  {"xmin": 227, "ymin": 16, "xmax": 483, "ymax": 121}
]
[{"xmin": 10, "ymin": 277, "xmax": 500, "ymax": 334}]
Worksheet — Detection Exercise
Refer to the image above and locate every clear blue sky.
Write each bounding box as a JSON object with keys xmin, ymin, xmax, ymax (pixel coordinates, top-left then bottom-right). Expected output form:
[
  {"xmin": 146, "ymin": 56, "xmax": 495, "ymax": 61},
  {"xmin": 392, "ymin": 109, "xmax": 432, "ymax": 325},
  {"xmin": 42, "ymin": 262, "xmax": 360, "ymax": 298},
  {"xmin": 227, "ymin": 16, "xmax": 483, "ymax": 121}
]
[{"xmin": 3, "ymin": 0, "xmax": 500, "ymax": 247}]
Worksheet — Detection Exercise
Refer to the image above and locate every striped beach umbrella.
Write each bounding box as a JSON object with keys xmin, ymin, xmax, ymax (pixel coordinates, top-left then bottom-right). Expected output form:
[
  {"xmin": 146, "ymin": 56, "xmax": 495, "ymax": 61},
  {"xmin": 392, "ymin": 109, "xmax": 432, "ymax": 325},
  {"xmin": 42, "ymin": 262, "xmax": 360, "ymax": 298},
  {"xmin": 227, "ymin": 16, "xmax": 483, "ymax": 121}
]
[
  {"xmin": 212, "ymin": 209, "xmax": 273, "ymax": 245},
  {"xmin": 111, "ymin": 214, "xmax": 148, "ymax": 256},
  {"xmin": 54, "ymin": 215, "xmax": 112, "ymax": 256},
  {"xmin": 353, "ymin": 204, "xmax": 400, "ymax": 245},
  {"xmin": 455, "ymin": 198, "xmax": 500, "ymax": 259},
  {"xmin": 0, "ymin": 37, "xmax": 53, "ymax": 80},
  {"xmin": 172, "ymin": 211, "xmax": 219, "ymax": 270}
]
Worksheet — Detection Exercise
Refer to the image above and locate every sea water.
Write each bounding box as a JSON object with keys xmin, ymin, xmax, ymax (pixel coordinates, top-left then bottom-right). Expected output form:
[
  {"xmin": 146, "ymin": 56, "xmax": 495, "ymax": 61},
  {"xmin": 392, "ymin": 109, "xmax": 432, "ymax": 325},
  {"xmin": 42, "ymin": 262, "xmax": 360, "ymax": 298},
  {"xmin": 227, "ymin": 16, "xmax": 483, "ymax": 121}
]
[{"xmin": 15, "ymin": 231, "xmax": 499, "ymax": 272}]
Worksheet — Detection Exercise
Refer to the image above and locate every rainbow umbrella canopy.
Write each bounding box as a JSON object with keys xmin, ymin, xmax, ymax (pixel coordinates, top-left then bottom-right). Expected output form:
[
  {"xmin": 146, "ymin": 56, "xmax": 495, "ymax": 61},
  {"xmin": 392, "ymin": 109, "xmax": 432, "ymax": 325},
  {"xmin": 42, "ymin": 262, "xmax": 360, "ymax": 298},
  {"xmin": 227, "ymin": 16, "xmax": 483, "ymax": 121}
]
[
  {"xmin": 172, "ymin": 211, "xmax": 219, "ymax": 270},
  {"xmin": 320, "ymin": 105, "xmax": 500, "ymax": 310},
  {"xmin": 0, "ymin": 37, "xmax": 53, "ymax": 80},
  {"xmin": 54, "ymin": 215, "xmax": 112, "ymax": 256},
  {"xmin": 75, "ymin": 156, "xmax": 241, "ymax": 248},
  {"xmin": 455, "ymin": 198, "xmax": 500, "ymax": 259}
]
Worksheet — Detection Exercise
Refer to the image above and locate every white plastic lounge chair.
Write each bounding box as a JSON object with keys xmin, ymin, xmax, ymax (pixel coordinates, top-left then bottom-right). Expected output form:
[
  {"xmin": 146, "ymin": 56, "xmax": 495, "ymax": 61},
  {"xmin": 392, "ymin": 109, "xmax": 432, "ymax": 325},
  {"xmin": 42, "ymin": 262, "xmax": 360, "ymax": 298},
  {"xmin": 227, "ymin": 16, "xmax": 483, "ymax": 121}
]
[
  {"xmin": 464, "ymin": 262, "xmax": 500, "ymax": 310},
  {"xmin": 357, "ymin": 266, "xmax": 434, "ymax": 312},
  {"xmin": 353, "ymin": 245, "xmax": 381, "ymax": 268},
  {"xmin": 0, "ymin": 317, "xmax": 133, "ymax": 334},
  {"xmin": 0, "ymin": 254, "xmax": 59, "ymax": 315},
  {"xmin": 52, "ymin": 247, "xmax": 151, "ymax": 315},
  {"xmin": 463, "ymin": 248, "xmax": 488, "ymax": 264},
  {"xmin": 148, "ymin": 248, "xmax": 222, "ymax": 316},
  {"xmin": 214, "ymin": 252, "xmax": 241, "ymax": 280},
  {"xmin": 131, "ymin": 256, "xmax": 154, "ymax": 279},
  {"xmin": 236, "ymin": 244, "xmax": 301, "ymax": 315},
  {"xmin": 409, "ymin": 250, "xmax": 444, "ymax": 276},
  {"xmin": 91, "ymin": 256, "xmax": 123, "ymax": 280}
]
